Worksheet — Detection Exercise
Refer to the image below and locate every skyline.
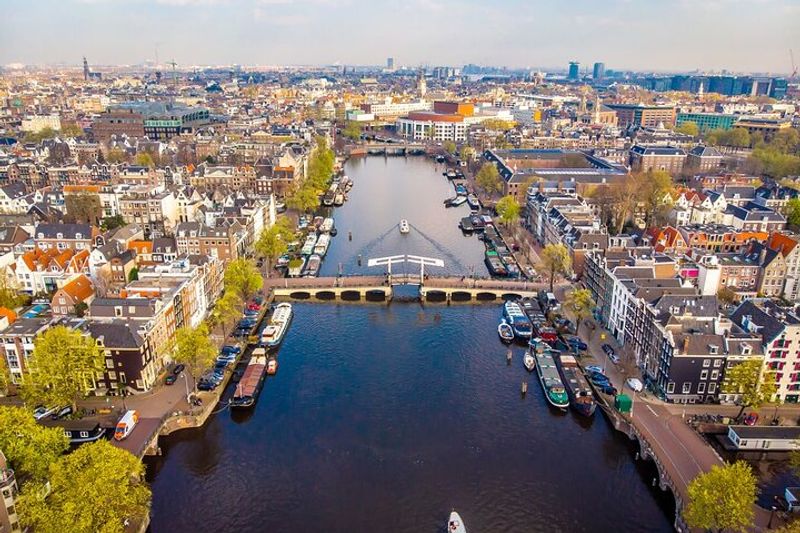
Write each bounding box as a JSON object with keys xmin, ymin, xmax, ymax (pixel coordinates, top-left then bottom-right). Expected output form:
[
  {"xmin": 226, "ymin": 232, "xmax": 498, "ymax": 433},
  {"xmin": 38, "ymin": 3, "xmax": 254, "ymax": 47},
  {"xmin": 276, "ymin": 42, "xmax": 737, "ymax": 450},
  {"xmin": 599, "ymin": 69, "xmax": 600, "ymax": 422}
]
[{"xmin": 0, "ymin": 0, "xmax": 798, "ymax": 74}]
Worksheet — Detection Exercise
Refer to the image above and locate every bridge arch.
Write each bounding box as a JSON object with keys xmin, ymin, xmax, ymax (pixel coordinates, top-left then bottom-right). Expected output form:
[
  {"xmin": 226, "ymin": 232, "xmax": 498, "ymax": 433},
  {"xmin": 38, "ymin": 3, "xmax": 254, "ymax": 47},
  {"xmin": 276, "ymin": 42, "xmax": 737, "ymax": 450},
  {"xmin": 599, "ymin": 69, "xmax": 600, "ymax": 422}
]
[
  {"xmin": 340, "ymin": 290, "xmax": 361, "ymax": 301},
  {"xmin": 475, "ymin": 292, "xmax": 497, "ymax": 302},
  {"xmin": 289, "ymin": 291, "xmax": 311, "ymax": 300},
  {"xmin": 315, "ymin": 291, "xmax": 336, "ymax": 301},
  {"xmin": 424, "ymin": 290, "xmax": 447, "ymax": 303},
  {"xmin": 365, "ymin": 289, "xmax": 388, "ymax": 302},
  {"xmin": 450, "ymin": 291, "xmax": 472, "ymax": 302}
]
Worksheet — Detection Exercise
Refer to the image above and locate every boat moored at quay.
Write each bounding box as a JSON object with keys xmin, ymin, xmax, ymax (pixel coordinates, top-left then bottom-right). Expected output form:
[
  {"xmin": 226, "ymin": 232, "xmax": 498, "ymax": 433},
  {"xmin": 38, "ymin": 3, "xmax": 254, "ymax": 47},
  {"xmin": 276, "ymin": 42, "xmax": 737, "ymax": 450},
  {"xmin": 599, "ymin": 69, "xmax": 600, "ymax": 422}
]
[
  {"xmin": 231, "ymin": 349, "xmax": 268, "ymax": 409},
  {"xmin": 555, "ymin": 353, "xmax": 596, "ymax": 417},
  {"xmin": 260, "ymin": 303, "xmax": 293, "ymax": 347},
  {"xmin": 529, "ymin": 338, "xmax": 569, "ymax": 410},
  {"xmin": 502, "ymin": 301, "xmax": 532, "ymax": 339}
]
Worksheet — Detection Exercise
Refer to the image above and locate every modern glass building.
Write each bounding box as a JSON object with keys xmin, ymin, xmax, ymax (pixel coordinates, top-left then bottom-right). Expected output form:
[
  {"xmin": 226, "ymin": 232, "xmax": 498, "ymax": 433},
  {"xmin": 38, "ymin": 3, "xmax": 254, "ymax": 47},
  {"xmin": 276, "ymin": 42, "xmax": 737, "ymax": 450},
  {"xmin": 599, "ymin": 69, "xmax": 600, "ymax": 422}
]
[{"xmin": 676, "ymin": 112, "xmax": 738, "ymax": 132}]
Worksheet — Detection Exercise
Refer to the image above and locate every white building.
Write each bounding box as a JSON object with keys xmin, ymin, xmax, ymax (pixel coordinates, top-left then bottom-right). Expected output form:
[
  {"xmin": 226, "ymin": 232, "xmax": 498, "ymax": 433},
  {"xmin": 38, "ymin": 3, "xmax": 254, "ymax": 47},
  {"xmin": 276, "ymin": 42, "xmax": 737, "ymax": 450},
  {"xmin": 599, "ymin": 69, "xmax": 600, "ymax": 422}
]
[
  {"xmin": 21, "ymin": 114, "xmax": 62, "ymax": 132},
  {"xmin": 396, "ymin": 112, "xmax": 467, "ymax": 142}
]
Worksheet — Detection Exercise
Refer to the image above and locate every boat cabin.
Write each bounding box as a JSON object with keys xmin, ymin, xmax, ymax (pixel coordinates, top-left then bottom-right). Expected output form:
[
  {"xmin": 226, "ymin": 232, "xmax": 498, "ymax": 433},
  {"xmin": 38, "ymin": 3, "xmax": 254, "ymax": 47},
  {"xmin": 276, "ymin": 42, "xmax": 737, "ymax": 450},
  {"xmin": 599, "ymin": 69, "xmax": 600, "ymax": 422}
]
[{"xmin": 38, "ymin": 419, "xmax": 107, "ymax": 444}]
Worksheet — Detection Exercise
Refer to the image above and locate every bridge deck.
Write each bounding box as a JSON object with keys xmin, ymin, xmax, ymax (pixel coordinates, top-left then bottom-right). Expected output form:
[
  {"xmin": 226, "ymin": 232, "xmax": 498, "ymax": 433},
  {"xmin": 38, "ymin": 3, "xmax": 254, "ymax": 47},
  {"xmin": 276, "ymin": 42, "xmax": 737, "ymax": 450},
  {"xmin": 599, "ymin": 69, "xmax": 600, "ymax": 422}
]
[{"xmin": 264, "ymin": 275, "xmax": 541, "ymax": 292}]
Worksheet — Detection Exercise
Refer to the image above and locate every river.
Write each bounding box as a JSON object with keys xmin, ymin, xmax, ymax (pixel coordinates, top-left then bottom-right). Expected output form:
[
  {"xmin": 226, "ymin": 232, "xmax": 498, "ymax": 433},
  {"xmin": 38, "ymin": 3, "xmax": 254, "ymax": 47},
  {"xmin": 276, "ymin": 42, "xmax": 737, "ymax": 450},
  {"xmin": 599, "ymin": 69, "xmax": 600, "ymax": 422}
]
[{"xmin": 146, "ymin": 156, "xmax": 675, "ymax": 532}]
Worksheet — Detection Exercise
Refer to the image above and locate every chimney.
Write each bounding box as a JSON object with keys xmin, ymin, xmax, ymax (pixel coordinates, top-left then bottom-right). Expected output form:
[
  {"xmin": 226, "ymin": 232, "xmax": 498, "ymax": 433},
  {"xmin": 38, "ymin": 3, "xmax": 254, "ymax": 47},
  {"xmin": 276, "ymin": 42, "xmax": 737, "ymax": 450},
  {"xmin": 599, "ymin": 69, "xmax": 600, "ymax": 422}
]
[{"xmin": 683, "ymin": 336, "xmax": 690, "ymax": 355}]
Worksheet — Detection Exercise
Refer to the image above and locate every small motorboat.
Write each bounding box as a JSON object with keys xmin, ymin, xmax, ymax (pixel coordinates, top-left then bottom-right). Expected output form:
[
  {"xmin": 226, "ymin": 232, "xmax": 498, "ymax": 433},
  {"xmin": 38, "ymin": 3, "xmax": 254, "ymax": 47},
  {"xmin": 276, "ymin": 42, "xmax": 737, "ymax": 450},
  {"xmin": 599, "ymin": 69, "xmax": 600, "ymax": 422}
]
[
  {"xmin": 498, "ymin": 320, "xmax": 514, "ymax": 343},
  {"xmin": 524, "ymin": 352, "xmax": 535, "ymax": 372},
  {"xmin": 399, "ymin": 219, "xmax": 410, "ymax": 234},
  {"xmin": 267, "ymin": 359, "xmax": 278, "ymax": 375},
  {"xmin": 448, "ymin": 511, "xmax": 466, "ymax": 533}
]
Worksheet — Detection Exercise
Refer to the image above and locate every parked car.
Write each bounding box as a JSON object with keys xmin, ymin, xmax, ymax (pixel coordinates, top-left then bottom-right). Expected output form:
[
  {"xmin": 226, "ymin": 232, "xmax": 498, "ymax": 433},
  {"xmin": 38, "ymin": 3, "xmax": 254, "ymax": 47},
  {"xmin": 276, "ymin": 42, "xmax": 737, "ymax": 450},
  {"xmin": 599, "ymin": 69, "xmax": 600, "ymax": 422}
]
[
  {"xmin": 598, "ymin": 384, "xmax": 618, "ymax": 396},
  {"xmin": 564, "ymin": 336, "xmax": 587, "ymax": 351},
  {"xmin": 625, "ymin": 378, "xmax": 644, "ymax": 393},
  {"xmin": 585, "ymin": 365, "xmax": 605, "ymax": 375},
  {"xmin": 51, "ymin": 406, "xmax": 73, "ymax": 420},
  {"xmin": 33, "ymin": 406, "xmax": 56, "ymax": 420},
  {"xmin": 172, "ymin": 364, "xmax": 185, "ymax": 376},
  {"xmin": 601, "ymin": 344, "xmax": 615, "ymax": 356},
  {"xmin": 197, "ymin": 380, "xmax": 217, "ymax": 391},
  {"xmin": 165, "ymin": 374, "xmax": 177, "ymax": 385},
  {"xmin": 247, "ymin": 303, "xmax": 261, "ymax": 311},
  {"xmin": 744, "ymin": 412, "xmax": 759, "ymax": 426},
  {"xmin": 221, "ymin": 345, "xmax": 241, "ymax": 355},
  {"xmin": 588, "ymin": 373, "xmax": 611, "ymax": 387}
]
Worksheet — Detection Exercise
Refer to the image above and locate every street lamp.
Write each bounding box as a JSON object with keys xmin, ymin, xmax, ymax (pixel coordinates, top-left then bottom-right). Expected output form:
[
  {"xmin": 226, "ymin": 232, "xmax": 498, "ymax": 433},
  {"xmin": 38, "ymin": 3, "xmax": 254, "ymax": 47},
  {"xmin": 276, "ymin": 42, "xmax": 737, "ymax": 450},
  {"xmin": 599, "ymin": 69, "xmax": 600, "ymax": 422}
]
[
  {"xmin": 181, "ymin": 372, "xmax": 191, "ymax": 404},
  {"xmin": 768, "ymin": 504, "xmax": 777, "ymax": 529}
]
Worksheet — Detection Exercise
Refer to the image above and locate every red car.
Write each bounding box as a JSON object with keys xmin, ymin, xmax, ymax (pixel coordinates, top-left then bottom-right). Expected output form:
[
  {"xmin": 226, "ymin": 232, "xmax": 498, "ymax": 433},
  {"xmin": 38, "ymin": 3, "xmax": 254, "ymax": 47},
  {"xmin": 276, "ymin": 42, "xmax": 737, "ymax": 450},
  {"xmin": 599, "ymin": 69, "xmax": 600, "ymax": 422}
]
[
  {"xmin": 247, "ymin": 303, "xmax": 261, "ymax": 311},
  {"xmin": 744, "ymin": 413, "xmax": 759, "ymax": 426}
]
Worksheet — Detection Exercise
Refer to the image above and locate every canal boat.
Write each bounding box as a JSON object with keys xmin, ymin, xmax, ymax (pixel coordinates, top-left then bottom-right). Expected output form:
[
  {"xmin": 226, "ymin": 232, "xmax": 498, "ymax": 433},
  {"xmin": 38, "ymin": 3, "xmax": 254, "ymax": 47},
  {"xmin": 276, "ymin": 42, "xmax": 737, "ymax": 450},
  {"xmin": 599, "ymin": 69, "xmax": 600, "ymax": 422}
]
[
  {"xmin": 497, "ymin": 319, "xmax": 514, "ymax": 342},
  {"xmin": 302, "ymin": 254, "xmax": 321, "ymax": 277},
  {"xmin": 449, "ymin": 196, "xmax": 467, "ymax": 207},
  {"xmin": 39, "ymin": 419, "xmax": 107, "ymax": 444},
  {"xmin": 231, "ymin": 350, "xmax": 268, "ymax": 409},
  {"xmin": 503, "ymin": 301, "xmax": 532, "ymax": 339},
  {"xmin": 448, "ymin": 511, "xmax": 466, "ymax": 533},
  {"xmin": 301, "ymin": 234, "xmax": 317, "ymax": 256},
  {"xmin": 267, "ymin": 358, "xmax": 278, "ymax": 375},
  {"xmin": 454, "ymin": 184, "xmax": 467, "ymax": 196},
  {"xmin": 555, "ymin": 353, "xmax": 596, "ymax": 417},
  {"xmin": 334, "ymin": 192, "xmax": 345, "ymax": 206},
  {"xmin": 288, "ymin": 257, "xmax": 305, "ymax": 277},
  {"xmin": 523, "ymin": 352, "xmax": 535, "ymax": 372},
  {"xmin": 312, "ymin": 216, "xmax": 324, "ymax": 230},
  {"xmin": 341, "ymin": 176, "xmax": 353, "ymax": 191},
  {"xmin": 466, "ymin": 194, "xmax": 481, "ymax": 210},
  {"xmin": 322, "ymin": 189, "xmax": 336, "ymax": 207},
  {"xmin": 459, "ymin": 217, "xmax": 474, "ymax": 233},
  {"xmin": 399, "ymin": 219, "xmax": 410, "ymax": 234},
  {"xmin": 446, "ymin": 168, "xmax": 457, "ymax": 179},
  {"xmin": 530, "ymin": 338, "xmax": 570, "ymax": 410},
  {"xmin": 314, "ymin": 234, "xmax": 330, "ymax": 256},
  {"xmin": 470, "ymin": 215, "xmax": 486, "ymax": 232},
  {"xmin": 484, "ymin": 251, "xmax": 508, "ymax": 277},
  {"xmin": 533, "ymin": 322, "xmax": 559, "ymax": 344},
  {"xmin": 321, "ymin": 217, "xmax": 335, "ymax": 233},
  {"xmin": 260, "ymin": 303, "xmax": 293, "ymax": 347}
]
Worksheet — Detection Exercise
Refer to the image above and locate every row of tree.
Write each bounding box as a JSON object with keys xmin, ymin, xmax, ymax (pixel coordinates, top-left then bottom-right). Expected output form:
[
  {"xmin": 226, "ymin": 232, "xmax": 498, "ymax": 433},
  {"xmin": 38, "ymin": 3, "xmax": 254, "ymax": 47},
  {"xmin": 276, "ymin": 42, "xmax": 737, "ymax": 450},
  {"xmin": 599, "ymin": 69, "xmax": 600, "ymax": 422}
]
[
  {"xmin": 587, "ymin": 170, "xmax": 675, "ymax": 234},
  {"xmin": 0, "ymin": 406, "xmax": 150, "ymax": 532},
  {"xmin": 286, "ymin": 136, "xmax": 335, "ymax": 213}
]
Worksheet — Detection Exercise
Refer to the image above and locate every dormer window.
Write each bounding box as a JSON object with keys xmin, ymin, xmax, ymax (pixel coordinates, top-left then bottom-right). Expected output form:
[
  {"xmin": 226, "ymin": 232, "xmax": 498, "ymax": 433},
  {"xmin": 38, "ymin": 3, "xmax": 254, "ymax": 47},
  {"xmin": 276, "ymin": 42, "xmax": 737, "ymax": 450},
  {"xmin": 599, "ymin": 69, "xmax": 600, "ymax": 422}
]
[
  {"xmin": 56, "ymin": 233, "xmax": 63, "ymax": 239},
  {"xmin": 742, "ymin": 345, "xmax": 752, "ymax": 355},
  {"xmin": 709, "ymin": 345, "xmax": 719, "ymax": 355},
  {"xmin": 75, "ymin": 233, "xmax": 82, "ymax": 239}
]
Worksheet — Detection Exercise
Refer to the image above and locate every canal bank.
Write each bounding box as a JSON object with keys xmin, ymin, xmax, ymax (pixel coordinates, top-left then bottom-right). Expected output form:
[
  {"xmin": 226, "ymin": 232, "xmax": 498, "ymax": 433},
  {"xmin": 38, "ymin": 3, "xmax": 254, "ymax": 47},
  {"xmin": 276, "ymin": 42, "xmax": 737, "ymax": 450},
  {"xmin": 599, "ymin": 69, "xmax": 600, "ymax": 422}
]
[{"xmin": 146, "ymin": 157, "xmax": 676, "ymax": 532}]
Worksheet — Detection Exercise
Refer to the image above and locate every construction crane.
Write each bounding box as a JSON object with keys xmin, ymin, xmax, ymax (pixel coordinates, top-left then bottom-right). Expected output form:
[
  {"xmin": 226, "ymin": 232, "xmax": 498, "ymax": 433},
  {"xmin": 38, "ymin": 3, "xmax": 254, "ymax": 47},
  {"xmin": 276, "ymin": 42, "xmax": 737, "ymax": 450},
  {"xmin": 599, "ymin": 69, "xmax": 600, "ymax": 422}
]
[
  {"xmin": 167, "ymin": 60, "xmax": 178, "ymax": 85},
  {"xmin": 790, "ymin": 49, "xmax": 798, "ymax": 80}
]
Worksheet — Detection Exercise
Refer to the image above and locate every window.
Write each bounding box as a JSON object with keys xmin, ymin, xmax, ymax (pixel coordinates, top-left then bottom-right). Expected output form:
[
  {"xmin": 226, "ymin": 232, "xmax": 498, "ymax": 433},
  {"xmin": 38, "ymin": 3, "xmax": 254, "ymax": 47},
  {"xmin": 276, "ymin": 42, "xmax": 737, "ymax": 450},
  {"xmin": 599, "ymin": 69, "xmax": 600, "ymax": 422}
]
[
  {"xmin": 711, "ymin": 370, "xmax": 719, "ymax": 380},
  {"xmin": 700, "ymin": 370, "xmax": 708, "ymax": 380},
  {"xmin": 703, "ymin": 359, "xmax": 711, "ymax": 367},
  {"xmin": 698, "ymin": 383, "xmax": 706, "ymax": 394},
  {"xmin": 714, "ymin": 359, "xmax": 722, "ymax": 367},
  {"xmin": 105, "ymin": 359, "xmax": 114, "ymax": 369},
  {"xmin": 682, "ymin": 382, "xmax": 691, "ymax": 394},
  {"xmin": 80, "ymin": 431, "xmax": 89, "ymax": 438},
  {"xmin": 709, "ymin": 383, "xmax": 717, "ymax": 393},
  {"xmin": 667, "ymin": 382, "xmax": 675, "ymax": 393}
]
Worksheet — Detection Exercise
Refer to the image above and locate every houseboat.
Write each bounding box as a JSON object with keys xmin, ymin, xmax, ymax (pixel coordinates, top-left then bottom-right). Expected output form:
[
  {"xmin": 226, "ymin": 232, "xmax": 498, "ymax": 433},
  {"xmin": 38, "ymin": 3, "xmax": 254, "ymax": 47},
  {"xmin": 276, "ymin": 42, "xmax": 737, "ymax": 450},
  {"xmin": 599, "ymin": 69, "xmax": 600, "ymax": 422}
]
[
  {"xmin": 466, "ymin": 194, "xmax": 480, "ymax": 210},
  {"xmin": 503, "ymin": 301, "xmax": 532, "ymax": 339},
  {"xmin": 231, "ymin": 350, "xmax": 268, "ymax": 409},
  {"xmin": 555, "ymin": 354, "xmax": 596, "ymax": 417},
  {"xmin": 302, "ymin": 254, "xmax": 321, "ymax": 277},
  {"xmin": 260, "ymin": 303, "xmax": 293, "ymax": 347},
  {"xmin": 287, "ymin": 257, "xmax": 305, "ymax": 278},
  {"xmin": 484, "ymin": 251, "xmax": 508, "ymax": 277},
  {"xmin": 314, "ymin": 234, "xmax": 330, "ymax": 256},
  {"xmin": 334, "ymin": 192, "xmax": 345, "ymax": 206},
  {"xmin": 530, "ymin": 339, "xmax": 569, "ymax": 410},
  {"xmin": 301, "ymin": 234, "xmax": 317, "ymax": 256},
  {"xmin": 40, "ymin": 419, "xmax": 107, "ymax": 444},
  {"xmin": 321, "ymin": 217, "xmax": 335, "ymax": 233}
]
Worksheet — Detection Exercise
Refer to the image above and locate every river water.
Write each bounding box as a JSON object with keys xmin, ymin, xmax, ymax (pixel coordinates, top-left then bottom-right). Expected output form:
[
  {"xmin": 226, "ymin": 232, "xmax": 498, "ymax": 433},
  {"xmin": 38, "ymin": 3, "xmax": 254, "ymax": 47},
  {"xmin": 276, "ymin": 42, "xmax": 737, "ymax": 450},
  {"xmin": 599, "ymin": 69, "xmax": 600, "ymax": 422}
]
[{"xmin": 146, "ymin": 156, "xmax": 675, "ymax": 532}]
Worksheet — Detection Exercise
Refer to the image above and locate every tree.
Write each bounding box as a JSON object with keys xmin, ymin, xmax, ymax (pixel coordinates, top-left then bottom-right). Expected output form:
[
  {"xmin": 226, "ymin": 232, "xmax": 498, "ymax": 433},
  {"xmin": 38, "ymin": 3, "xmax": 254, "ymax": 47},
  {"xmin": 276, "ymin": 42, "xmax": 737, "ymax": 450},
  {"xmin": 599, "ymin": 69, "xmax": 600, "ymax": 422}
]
[
  {"xmin": 342, "ymin": 121, "xmax": 362, "ymax": 141},
  {"xmin": 683, "ymin": 461, "xmax": 756, "ymax": 533},
  {"xmin": 459, "ymin": 146, "xmax": 475, "ymax": 162},
  {"xmin": 224, "ymin": 258, "xmax": 263, "ymax": 303},
  {"xmin": 23, "ymin": 127, "xmax": 57, "ymax": 144},
  {"xmin": 74, "ymin": 301, "xmax": 88, "ymax": 318},
  {"xmin": 564, "ymin": 288, "xmax": 595, "ymax": 336},
  {"xmin": 255, "ymin": 218, "xmax": 294, "ymax": 273},
  {"xmin": 443, "ymin": 140, "xmax": 456, "ymax": 155},
  {"xmin": 717, "ymin": 285, "xmax": 738, "ymax": 306},
  {"xmin": 495, "ymin": 195, "xmax": 520, "ymax": 225},
  {"xmin": 721, "ymin": 358, "xmax": 778, "ymax": 418},
  {"xmin": 0, "ymin": 406, "xmax": 69, "ymax": 481},
  {"xmin": 134, "ymin": 152, "xmax": 155, "ymax": 168},
  {"xmin": 65, "ymin": 192, "xmax": 102, "ymax": 225},
  {"xmin": 105, "ymin": 147, "xmax": 128, "ymax": 164},
  {"xmin": 0, "ymin": 357, "xmax": 10, "ymax": 396},
  {"xmin": 18, "ymin": 440, "xmax": 151, "ymax": 533},
  {"xmin": 60, "ymin": 122, "xmax": 83, "ymax": 138},
  {"xmin": 0, "ymin": 274, "xmax": 28, "ymax": 310},
  {"xmin": 21, "ymin": 326, "xmax": 104, "ymax": 412},
  {"xmin": 173, "ymin": 322, "xmax": 217, "ymax": 378},
  {"xmin": 101, "ymin": 215, "xmax": 126, "ymax": 231},
  {"xmin": 539, "ymin": 243, "xmax": 572, "ymax": 292},
  {"xmin": 208, "ymin": 292, "xmax": 241, "ymax": 339},
  {"xmin": 785, "ymin": 198, "xmax": 800, "ymax": 227},
  {"xmin": 675, "ymin": 121, "xmax": 699, "ymax": 137},
  {"xmin": 127, "ymin": 267, "xmax": 139, "ymax": 282},
  {"xmin": 638, "ymin": 170, "xmax": 674, "ymax": 227},
  {"xmin": 286, "ymin": 184, "xmax": 319, "ymax": 213},
  {"xmin": 476, "ymin": 162, "xmax": 502, "ymax": 194},
  {"xmin": 482, "ymin": 118, "xmax": 516, "ymax": 132}
]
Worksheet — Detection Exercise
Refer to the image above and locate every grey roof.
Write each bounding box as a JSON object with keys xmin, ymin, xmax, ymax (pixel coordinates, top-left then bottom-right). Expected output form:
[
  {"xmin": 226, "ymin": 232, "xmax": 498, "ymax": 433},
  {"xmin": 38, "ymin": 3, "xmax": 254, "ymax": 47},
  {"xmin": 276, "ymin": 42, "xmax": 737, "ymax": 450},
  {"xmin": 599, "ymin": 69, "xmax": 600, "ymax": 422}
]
[
  {"xmin": 88, "ymin": 321, "xmax": 144, "ymax": 349},
  {"xmin": 35, "ymin": 223, "xmax": 92, "ymax": 240},
  {"xmin": 731, "ymin": 299, "xmax": 799, "ymax": 343},
  {"xmin": 689, "ymin": 145, "xmax": 723, "ymax": 157},
  {"xmin": 630, "ymin": 144, "xmax": 686, "ymax": 156}
]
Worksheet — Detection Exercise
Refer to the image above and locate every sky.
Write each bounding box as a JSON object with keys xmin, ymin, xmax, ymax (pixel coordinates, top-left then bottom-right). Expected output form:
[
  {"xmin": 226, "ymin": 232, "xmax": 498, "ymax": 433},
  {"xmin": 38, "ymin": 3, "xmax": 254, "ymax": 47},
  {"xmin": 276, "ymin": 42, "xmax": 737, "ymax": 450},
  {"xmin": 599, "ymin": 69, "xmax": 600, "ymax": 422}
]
[{"xmin": 1, "ymin": 0, "xmax": 798, "ymax": 74}]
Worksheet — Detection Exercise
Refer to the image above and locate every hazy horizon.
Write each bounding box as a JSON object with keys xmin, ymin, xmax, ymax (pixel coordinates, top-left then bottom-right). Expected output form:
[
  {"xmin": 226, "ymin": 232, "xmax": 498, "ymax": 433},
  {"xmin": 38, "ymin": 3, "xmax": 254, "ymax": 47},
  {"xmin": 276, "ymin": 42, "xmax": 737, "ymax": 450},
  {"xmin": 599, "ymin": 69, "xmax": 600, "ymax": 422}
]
[{"xmin": 1, "ymin": 0, "xmax": 798, "ymax": 75}]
